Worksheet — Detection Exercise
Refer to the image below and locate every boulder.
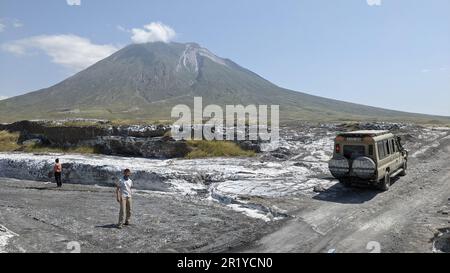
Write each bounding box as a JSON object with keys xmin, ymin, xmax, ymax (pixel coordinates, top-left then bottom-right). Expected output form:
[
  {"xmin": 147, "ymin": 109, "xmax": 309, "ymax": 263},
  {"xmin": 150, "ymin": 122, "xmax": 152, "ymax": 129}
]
[{"xmin": 236, "ymin": 141, "xmax": 261, "ymax": 153}]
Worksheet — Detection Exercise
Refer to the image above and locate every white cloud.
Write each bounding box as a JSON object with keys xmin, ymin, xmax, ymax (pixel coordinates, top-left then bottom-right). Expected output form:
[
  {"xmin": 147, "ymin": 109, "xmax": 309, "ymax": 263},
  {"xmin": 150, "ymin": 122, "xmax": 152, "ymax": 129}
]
[
  {"xmin": 367, "ymin": 0, "xmax": 382, "ymax": 6},
  {"xmin": 0, "ymin": 19, "xmax": 24, "ymax": 32},
  {"xmin": 421, "ymin": 66, "xmax": 449, "ymax": 73},
  {"xmin": 1, "ymin": 42, "xmax": 26, "ymax": 54},
  {"xmin": 13, "ymin": 21, "xmax": 23, "ymax": 28},
  {"xmin": 66, "ymin": 0, "xmax": 81, "ymax": 6},
  {"xmin": 131, "ymin": 22, "xmax": 176, "ymax": 44},
  {"xmin": 1, "ymin": 34, "xmax": 119, "ymax": 71}
]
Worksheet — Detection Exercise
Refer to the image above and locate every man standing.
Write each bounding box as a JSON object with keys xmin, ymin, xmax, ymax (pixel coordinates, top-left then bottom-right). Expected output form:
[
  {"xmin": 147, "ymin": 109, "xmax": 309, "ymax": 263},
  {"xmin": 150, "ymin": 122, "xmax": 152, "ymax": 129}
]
[
  {"xmin": 54, "ymin": 158, "xmax": 62, "ymax": 188},
  {"xmin": 116, "ymin": 169, "xmax": 133, "ymax": 229}
]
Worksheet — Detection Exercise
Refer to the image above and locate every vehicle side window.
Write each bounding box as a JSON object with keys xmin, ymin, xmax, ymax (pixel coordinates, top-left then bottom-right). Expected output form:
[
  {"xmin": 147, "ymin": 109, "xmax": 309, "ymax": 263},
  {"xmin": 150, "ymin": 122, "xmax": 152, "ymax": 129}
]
[
  {"xmin": 377, "ymin": 142, "xmax": 385, "ymax": 159},
  {"xmin": 391, "ymin": 139, "xmax": 397, "ymax": 153},
  {"xmin": 385, "ymin": 140, "xmax": 390, "ymax": 155},
  {"xmin": 368, "ymin": 145, "xmax": 374, "ymax": 156}
]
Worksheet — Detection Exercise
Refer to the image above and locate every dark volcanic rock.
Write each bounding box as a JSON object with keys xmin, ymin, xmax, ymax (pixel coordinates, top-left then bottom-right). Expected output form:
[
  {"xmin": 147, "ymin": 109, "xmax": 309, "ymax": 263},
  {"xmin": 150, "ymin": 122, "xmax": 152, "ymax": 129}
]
[
  {"xmin": 336, "ymin": 122, "xmax": 405, "ymax": 132},
  {"xmin": 18, "ymin": 133, "xmax": 50, "ymax": 146},
  {"xmin": 236, "ymin": 141, "xmax": 261, "ymax": 153},
  {"xmin": 95, "ymin": 136, "xmax": 190, "ymax": 159},
  {"xmin": 0, "ymin": 120, "xmax": 110, "ymax": 145}
]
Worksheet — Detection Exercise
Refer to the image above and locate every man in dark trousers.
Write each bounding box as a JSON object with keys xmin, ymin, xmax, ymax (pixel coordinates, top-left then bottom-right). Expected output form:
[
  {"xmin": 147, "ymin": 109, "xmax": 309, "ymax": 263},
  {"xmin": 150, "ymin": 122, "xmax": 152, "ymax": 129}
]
[{"xmin": 54, "ymin": 158, "xmax": 62, "ymax": 187}]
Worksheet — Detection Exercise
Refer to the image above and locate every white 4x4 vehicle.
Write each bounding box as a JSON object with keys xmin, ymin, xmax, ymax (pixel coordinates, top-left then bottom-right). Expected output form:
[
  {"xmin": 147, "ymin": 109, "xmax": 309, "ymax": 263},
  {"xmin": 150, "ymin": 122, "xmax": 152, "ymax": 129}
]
[{"xmin": 328, "ymin": 130, "xmax": 408, "ymax": 191}]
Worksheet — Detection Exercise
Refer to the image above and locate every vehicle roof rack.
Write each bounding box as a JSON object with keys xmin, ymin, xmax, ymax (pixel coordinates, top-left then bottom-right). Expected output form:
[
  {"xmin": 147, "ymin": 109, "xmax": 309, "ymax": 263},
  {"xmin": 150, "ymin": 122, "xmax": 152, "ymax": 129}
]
[{"xmin": 337, "ymin": 130, "xmax": 390, "ymax": 137}]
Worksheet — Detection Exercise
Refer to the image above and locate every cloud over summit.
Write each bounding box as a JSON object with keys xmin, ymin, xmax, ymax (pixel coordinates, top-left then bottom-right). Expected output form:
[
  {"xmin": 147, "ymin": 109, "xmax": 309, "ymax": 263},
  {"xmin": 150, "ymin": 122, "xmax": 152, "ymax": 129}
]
[
  {"xmin": 131, "ymin": 22, "xmax": 176, "ymax": 44},
  {"xmin": 66, "ymin": 0, "xmax": 81, "ymax": 6}
]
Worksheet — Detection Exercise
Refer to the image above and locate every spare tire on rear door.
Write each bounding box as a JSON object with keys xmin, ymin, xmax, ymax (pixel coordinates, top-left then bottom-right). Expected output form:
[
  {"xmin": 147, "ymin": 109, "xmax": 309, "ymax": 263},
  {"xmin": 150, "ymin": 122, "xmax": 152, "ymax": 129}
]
[
  {"xmin": 352, "ymin": 156, "xmax": 376, "ymax": 179},
  {"xmin": 329, "ymin": 156, "xmax": 350, "ymax": 178}
]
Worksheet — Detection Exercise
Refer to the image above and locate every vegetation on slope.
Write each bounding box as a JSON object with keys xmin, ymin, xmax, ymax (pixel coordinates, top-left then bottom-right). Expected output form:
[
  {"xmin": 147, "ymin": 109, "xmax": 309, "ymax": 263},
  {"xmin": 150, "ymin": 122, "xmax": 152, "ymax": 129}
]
[
  {"xmin": 185, "ymin": 140, "xmax": 255, "ymax": 159},
  {"xmin": 0, "ymin": 130, "xmax": 20, "ymax": 151}
]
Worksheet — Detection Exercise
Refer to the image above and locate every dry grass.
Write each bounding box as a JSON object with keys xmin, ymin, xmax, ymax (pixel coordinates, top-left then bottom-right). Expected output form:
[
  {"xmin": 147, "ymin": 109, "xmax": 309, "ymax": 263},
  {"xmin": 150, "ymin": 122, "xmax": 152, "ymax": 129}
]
[
  {"xmin": 58, "ymin": 120, "xmax": 101, "ymax": 127},
  {"xmin": 0, "ymin": 130, "xmax": 97, "ymax": 154},
  {"xmin": 0, "ymin": 130, "xmax": 20, "ymax": 151},
  {"xmin": 185, "ymin": 140, "xmax": 255, "ymax": 159}
]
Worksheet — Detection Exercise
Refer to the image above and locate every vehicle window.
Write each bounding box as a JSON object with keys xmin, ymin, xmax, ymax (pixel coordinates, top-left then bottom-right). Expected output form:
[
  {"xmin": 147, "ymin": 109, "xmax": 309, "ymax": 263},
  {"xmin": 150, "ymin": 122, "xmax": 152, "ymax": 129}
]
[
  {"xmin": 385, "ymin": 140, "xmax": 390, "ymax": 155},
  {"xmin": 369, "ymin": 145, "xmax": 374, "ymax": 156},
  {"xmin": 343, "ymin": 145, "xmax": 366, "ymax": 160},
  {"xmin": 377, "ymin": 141, "xmax": 386, "ymax": 159},
  {"xmin": 391, "ymin": 139, "xmax": 397, "ymax": 153}
]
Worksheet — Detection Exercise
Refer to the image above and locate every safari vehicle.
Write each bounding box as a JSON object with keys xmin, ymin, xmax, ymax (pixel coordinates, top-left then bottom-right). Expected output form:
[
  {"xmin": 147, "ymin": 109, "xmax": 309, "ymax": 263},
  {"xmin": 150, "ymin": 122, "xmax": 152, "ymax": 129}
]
[{"xmin": 328, "ymin": 130, "xmax": 408, "ymax": 191}]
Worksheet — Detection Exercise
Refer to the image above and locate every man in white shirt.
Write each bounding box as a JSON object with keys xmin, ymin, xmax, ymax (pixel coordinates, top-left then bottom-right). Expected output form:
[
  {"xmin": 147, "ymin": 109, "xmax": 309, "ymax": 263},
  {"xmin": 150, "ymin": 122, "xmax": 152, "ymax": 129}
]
[{"xmin": 116, "ymin": 169, "xmax": 133, "ymax": 229}]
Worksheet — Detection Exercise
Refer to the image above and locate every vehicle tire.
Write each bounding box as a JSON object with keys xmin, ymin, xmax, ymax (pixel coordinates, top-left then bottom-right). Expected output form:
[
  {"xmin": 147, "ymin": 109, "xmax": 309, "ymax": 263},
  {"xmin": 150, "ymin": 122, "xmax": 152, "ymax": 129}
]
[
  {"xmin": 399, "ymin": 161, "xmax": 407, "ymax": 176},
  {"xmin": 353, "ymin": 156, "xmax": 376, "ymax": 179},
  {"xmin": 378, "ymin": 172, "xmax": 390, "ymax": 191}
]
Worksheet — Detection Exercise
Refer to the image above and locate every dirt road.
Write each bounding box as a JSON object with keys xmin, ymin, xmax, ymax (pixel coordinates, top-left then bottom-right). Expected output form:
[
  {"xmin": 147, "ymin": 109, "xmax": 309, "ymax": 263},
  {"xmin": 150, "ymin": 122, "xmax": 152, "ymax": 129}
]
[{"xmin": 240, "ymin": 139, "xmax": 450, "ymax": 253}]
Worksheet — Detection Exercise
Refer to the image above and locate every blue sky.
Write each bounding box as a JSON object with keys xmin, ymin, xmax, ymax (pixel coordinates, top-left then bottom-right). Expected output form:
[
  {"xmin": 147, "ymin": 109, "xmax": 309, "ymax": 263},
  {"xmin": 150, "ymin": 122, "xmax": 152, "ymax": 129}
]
[{"xmin": 0, "ymin": 0, "xmax": 449, "ymax": 115}]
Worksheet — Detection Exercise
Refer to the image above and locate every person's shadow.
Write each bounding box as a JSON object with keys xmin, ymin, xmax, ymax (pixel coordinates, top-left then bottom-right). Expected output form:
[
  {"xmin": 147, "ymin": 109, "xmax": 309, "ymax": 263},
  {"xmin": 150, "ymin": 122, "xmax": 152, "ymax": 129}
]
[
  {"xmin": 95, "ymin": 224, "xmax": 118, "ymax": 229},
  {"xmin": 22, "ymin": 185, "xmax": 57, "ymax": 191}
]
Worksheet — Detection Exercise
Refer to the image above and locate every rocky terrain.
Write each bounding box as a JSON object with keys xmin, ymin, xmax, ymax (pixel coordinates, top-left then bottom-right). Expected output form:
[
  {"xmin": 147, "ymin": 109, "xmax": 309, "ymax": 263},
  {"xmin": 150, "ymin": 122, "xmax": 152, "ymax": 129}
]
[
  {"xmin": 0, "ymin": 120, "xmax": 261, "ymax": 158},
  {"xmin": 1, "ymin": 122, "xmax": 450, "ymax": 253}
]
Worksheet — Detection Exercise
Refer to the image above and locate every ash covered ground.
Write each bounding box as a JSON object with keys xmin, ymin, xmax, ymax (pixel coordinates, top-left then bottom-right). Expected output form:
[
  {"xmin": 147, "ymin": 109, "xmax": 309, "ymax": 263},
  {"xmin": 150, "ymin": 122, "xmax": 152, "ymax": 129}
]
[{"xmin": 1, "ymin": 122, "xmax": 450, "ymax": 253}]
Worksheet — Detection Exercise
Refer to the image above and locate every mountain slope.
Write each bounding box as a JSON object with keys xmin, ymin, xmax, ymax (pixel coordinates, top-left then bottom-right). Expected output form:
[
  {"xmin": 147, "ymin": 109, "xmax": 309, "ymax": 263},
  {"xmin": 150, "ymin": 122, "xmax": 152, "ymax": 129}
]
[{"xmin": 0, "ymin": 42, "xmax": 448, "ymax": 124}]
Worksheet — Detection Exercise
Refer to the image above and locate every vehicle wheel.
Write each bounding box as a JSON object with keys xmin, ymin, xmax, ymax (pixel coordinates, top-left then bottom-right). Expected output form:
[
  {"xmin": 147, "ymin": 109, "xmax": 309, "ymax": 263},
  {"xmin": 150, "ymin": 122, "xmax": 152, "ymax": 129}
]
[
  {"xmin": 379, "ymin": 172, "xmax": 390, "ymax": 191},
  {"xmin": 399, "ymin": 162, "xmax": 407, "ymax": 176}
]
